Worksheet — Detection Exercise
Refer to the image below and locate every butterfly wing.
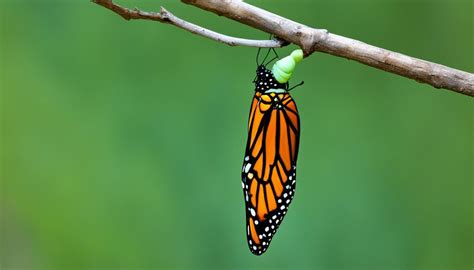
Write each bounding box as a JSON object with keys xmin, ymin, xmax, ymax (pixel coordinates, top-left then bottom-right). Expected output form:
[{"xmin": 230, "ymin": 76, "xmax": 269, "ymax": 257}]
[{"xmin": 241, "ymin": 91, "xmax": 300, "ymax": 255}]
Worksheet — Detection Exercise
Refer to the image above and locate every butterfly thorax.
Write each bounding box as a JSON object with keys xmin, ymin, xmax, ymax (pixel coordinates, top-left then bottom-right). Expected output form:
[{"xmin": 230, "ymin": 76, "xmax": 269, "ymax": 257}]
[
  {"xmin": 254, "ymin": 91, "xmax": 291, "ymax": 112},
  {"xmin": 254, "ymin": 65, "xmax": 287, "ymax": 93}
]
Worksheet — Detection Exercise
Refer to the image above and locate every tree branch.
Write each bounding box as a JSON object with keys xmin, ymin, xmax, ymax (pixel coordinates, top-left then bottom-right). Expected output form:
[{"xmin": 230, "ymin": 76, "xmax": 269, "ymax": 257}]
[
  {"xmin": 93, "ymin": 0, "xmax": 474, "ymax": 97},
  {"xmin": 92, "ymin": 0, "xmax": 287, "ymax": 48},
  {"xmin": 182, "ymin": 0, "xmax": 474, "ymax": 97}
]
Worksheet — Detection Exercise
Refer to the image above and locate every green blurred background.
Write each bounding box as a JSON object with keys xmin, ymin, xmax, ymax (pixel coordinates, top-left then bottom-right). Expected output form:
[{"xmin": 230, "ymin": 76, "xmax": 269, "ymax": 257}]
[{"xmin": 1, "ymin": 0, "xmax": 473, "ymax": 269}]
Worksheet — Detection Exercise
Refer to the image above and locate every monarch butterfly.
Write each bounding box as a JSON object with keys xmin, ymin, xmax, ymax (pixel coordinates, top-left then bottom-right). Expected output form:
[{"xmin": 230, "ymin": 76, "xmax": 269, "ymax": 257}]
[{"xmin": 242, "ymin": 49, "xmax": 304, "ymax": 255}]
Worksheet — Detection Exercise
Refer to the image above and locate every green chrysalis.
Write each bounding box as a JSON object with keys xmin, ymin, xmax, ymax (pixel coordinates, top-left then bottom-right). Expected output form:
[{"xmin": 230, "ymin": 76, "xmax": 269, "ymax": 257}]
[{"xmin": 271, "ymin": 49, "xmax": 304, "ymax": 84}]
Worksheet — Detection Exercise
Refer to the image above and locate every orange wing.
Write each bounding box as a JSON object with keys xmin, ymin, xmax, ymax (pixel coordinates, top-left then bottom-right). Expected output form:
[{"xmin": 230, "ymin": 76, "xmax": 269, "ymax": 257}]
[{"xmin": 241, "ymin": 91, "xmax": 300, "ymax": 255}]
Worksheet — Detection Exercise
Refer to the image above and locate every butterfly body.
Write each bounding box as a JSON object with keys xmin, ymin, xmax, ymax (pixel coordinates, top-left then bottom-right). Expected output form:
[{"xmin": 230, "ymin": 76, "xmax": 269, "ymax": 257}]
[{"xmin": 242, "ymin": 50, "xmax": 303, "ymax": 255}]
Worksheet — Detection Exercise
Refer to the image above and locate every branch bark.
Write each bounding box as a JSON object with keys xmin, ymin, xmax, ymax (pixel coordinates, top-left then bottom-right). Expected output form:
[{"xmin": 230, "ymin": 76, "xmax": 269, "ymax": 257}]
[
  {"xmin": 93, "ymin": 0, "xmax": 474, "ymax": 97},
  {"xmin": 92, "ymin": 0, "xmax": 287, "ymax": 48}
]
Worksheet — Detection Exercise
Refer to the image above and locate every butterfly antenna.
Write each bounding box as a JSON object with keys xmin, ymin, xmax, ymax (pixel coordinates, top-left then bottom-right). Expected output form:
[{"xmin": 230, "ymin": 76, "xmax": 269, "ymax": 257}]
[
  {"xmin": 288, "ymin": 81, "xmax": 304, "ymax": 91},
  {"xmin": 256, "ymin": 47, "xmax": 261, "ymax": 66},
  {"xmin": 272, "ymin": 47, "xmax": 279, "ymax": 58},
  {"xmin": 264, "ymin": 56, "xmax": 278, "ymax": 67},
  {"xmin": 261, "ymin": 48, "xmax": 272, "ymax": 65},
  {"xmin": 264, "ymin": 47, "xmax": 280, "ymax": 66}
]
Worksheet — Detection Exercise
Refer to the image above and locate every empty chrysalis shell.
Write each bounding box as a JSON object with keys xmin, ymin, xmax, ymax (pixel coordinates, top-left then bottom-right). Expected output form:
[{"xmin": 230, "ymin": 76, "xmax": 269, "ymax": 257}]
[{"xmin": 272, "ymin": 49, "xmax": 304, "ymax": 84}]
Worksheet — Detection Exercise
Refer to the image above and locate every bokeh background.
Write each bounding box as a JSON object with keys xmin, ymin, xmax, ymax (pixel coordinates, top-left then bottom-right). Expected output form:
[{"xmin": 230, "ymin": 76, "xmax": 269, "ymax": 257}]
[{"xmin": 1, "ymin": 0, "xmax": 473, "ymax": 269}]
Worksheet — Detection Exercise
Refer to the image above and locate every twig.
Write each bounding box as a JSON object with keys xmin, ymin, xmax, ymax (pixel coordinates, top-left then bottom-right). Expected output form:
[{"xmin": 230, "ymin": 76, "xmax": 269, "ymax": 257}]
[
  {"xmin": 92, "ymin": 0, "xmax": 287, "ymax": 48},
  {"xmin": 181, "ymin": 0, "xmax": 474, "ymax": 97}
]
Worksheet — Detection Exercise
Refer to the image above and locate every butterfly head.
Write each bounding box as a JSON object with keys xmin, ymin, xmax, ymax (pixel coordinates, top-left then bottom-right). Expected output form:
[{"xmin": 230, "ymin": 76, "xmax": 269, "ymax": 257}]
[{"xmin": 254, "ymin": 65, "xmax": 287, "ymax": 93}]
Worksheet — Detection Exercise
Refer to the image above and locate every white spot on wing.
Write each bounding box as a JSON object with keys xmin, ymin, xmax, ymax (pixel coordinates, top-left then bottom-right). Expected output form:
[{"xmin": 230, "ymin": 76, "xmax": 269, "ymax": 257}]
[
  {"xmin": 244, "ymin": 163, "xmax": 251, "ymax": 173},
  {"xmin": 250, "ymin": 208, "xmax": 256, "ymax": 217}
]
